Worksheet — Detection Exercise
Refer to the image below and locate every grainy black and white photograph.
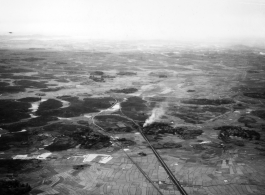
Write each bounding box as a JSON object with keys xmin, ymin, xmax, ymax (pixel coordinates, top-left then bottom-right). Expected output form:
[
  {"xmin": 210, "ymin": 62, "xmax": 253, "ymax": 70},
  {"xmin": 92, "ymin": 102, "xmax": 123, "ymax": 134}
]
[{"xmin": 1, "ymin": 0, "xmax": 265, "ymax": 194}]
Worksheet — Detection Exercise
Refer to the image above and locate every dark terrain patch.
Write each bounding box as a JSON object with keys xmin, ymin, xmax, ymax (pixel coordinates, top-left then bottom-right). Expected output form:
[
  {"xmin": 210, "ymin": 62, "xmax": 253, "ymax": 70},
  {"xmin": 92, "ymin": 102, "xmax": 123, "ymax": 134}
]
[
  {"xmin": 37, "ymin": 73, "xmax": 56, "ymax": 79},
  {"xmin": 238, "ymin": 116, "xmax": 257, "ymax": 124},
  {"xmin": 18, "ymin": 97, "xmax": 41, "ymax": 103},
  {"xmin": 0, "ymin": 81, "xmax": 27, "ymax": 94},
  {"xmin": 0, "ymin": 86, "xmax": 25, "ymax": 94},
  {"xmin": 143, "ymin": 122, "xmax": 203, "ymax": 139},
  {"xmin": 107, "ymin": 88, "xmax": 138, "ymax": 94},
  {"xmin": 0, "ymin": 144, "xmax": 10, "ymax": 151},
  {"xmin": 35, "ymin": 93, "xmax": 46, "ymax": 96},
  {"xmin": 0, "ymin": 59, "xmax": 17, "ymax": 64},
  {"xmin": 233, "ymin": 103, "xmax": 247, "ymax": 110},
  {"xmin": 243, "ymin": 92, "xmax": 265, "ymax": 99},
  {"xmin": 68, "ymin": 76, "xmax": 84, "ymax": 82},
  {"xmin": 0, "ymin": 116, "xmax": 59, "ymax": 132},
  {"xmin": 29, "ymin": 116, "xmax": 59, "ymax": 127},
  {"xmin": 36, "ymin": 99, "xmax": 63, "ymax": 114},
  {"xmin": 149, "ymin": 72, "xmax": 171, "ymax": 77},
  {"xmin": 55, "ymin": 78, "xmax": 69, "ymax": 83},
  {"xmin": 182, "ymin": 98, "xmax": 235, "ymax": 105},
  {"xmin": 89, "ymin": 75, "xmax": 105, "ymax": 82},
  {"xmin": 116, "ymin": 138, "xmax": 136, "ymax": 147},
  {"xmin": 14, "ymin": 80, "xmax": 48, "ymax": 89},
  {"xmin": 0, "ymin": 82, "xmax": 9, "ymax": 87},
  {"xmin": 40, "ymin": 87, "xmax": 64, "ymax": 92},
  {"xmin": 57, "ymin": 95, "xmax": 74, "ymax": 100},
  {"xmin": 72, "ymin": 164, "xmax": 91, "ymax": 176},
  {"xmin": 0, "ymin": 68, "xmax": 32, "ymax": 73},
  {"xmin": 147, "ymin": 96, "xmax": 167, "ymax": 102},
  {"xmin": 102, "ymin": 75, "xmax": 116, "ymax": 79},
  {"xmin": 76, "ymin": 132, "xmax": 111, "ymax": 150},
  {"xmin": 37, "ymin": 96, "xmax": 113, "ymax": 118},
  {"xmin": 77, "ymin": 120, "xmax": 89, "ymax": 126},
  {"xmin": 1, "ymin": 74, "xmax": 39, "ymax": 80},
  {"xmin": 0, "ymin": 178, "xmax": 32, "ymax": 195},
  {"xmin": 0, "ymin": 159, "xmax": 41, "ymax": 174},
  {"xmin": 0, "ymin": 131, "xmax": 29, "ymax": 149},
  {"xmin": 251, "ymin": 110, "xmax": 265, "ymax": 120},
  {"xmin": 120, "ymin": 96, "xmax": 148, "ymax": 121},
  {"xmin": 247, "ymin": 70, "xmax": 260, "ymax": 73},
  {"xmin": 214, "ymin": 126, "xmax": 260, "ymax": 141},
  {"xmin": 41, "ymin": 123, "xmax": 112, "ymax": 151},
  {"xmin": 90, "ymin": 71, "xmax": 104, "ymax": 75},
  {"xmin": 28, "ymin": 48, "xmax": 46, "ymax": 50},
  {"xmin": 22, "ymin": 57, "xmax": 45, "ymax": 62},
  {"xmin": 44, "ymin": 137, "xmax": 77, "ymax": 151},
  {"xmin": 0, "ymin": 100, "xmax": 31, "ymax": 123},
  {"xmin": 95, "ymin": 115, "xmax": 136, "ymax": 133}
]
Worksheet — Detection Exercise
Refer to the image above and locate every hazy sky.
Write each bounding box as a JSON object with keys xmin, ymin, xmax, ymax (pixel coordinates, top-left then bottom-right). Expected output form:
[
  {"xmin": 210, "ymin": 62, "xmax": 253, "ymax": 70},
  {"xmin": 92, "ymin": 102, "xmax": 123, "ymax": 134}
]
[{"xmin": 0, "ymin": 0, "xmax": 265, "ymax": 40}]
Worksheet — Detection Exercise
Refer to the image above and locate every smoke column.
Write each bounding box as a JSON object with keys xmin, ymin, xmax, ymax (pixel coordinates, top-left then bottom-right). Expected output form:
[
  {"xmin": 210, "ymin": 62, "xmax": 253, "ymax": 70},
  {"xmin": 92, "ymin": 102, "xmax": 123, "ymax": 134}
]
[{"xmin": 143, "ymin": 104, "xmax": 166, "ymax": 127}]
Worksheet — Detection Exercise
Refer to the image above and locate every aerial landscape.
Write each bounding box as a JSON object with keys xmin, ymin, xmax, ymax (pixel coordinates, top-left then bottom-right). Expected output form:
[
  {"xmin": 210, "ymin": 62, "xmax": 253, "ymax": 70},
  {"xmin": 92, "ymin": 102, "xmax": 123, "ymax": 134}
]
[
  {"xmin": 1, "ymin": 35, "xmax": 265, "ymax": 195},
  {"xmin": 1, "ymin": 0, "xmax": 265, "ymax": 195}
]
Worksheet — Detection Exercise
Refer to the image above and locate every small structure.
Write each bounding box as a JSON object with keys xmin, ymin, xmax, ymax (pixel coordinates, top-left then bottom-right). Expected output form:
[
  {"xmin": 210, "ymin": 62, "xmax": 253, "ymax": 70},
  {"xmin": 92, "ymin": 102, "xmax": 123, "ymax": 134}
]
[{"xmin": 83, "ymin": 154, "xmax": 113, "ymax": 164}]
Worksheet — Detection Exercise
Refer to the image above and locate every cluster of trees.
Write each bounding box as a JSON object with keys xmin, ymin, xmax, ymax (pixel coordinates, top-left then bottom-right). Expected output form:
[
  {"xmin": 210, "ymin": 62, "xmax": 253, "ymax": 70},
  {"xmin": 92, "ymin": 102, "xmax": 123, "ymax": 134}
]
[
  {"xmin": 0, "ymin": 179, "xmax": 31, "ymax": 195},
  {"xmin": 72, "ymin": 131, "xmax": 111, "ymax": 149},
  {"xmin": 216, "ymin": 126, "xmax": 260, "ymax": 141},
  {"xmin": 108, "ymin": 88, "xmax": 138, "ymax": 94},
  {"xmin": 143, "ymin": 122, "xmax": 203, "ymax": 139}
]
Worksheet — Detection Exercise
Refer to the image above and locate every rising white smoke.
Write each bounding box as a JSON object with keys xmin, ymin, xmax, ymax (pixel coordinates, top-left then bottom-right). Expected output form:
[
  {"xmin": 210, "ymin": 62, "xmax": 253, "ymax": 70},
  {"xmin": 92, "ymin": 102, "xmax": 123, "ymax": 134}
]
[{"xmin": 143, "ymin": 104, "xmax": 166, "ymax": 127}]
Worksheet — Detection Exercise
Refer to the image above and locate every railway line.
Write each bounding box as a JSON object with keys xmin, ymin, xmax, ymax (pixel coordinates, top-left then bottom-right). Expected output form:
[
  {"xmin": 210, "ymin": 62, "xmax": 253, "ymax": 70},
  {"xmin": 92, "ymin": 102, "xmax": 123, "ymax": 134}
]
[
  {"xmin": 91, "ymin": 100, "xmax": 163, "ymax": 195},
  {"xmin": 91, "ymin": 98, "xmax": 188, "ymax": 195}
]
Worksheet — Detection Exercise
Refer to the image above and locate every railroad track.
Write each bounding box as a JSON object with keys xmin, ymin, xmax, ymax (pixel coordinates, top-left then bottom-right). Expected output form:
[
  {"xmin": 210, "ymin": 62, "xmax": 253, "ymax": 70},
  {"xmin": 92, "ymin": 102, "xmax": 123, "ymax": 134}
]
[
  {"xmin": 91, "ymin": 98, "xmax": 188, "ymax": 195},
  {"xmin": 137, "ymin": 128, "xmax": 188, "ymax": 195},
  {"xmin": 91, "ymin": 100, "xmax": 163, "ymax": 195}
]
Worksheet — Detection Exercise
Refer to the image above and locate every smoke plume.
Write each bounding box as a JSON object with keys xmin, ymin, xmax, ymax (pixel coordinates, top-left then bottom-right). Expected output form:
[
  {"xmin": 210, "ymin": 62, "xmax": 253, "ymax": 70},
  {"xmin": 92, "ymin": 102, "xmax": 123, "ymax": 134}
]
[{"xmin": 143, "ymin": 104, "xmax": 166, "ymax": 127}]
